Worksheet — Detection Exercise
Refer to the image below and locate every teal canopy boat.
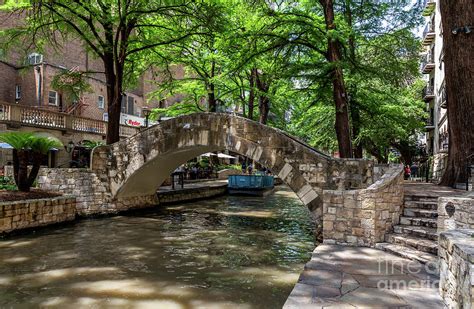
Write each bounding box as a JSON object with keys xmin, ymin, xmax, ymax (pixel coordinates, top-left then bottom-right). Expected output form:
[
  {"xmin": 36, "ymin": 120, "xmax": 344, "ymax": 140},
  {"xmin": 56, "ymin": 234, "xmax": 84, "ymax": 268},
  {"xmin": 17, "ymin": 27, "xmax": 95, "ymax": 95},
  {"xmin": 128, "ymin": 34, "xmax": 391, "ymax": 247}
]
[{"xmin": 228, "ymin": 174, "xmax": 275, "ymax": 196}]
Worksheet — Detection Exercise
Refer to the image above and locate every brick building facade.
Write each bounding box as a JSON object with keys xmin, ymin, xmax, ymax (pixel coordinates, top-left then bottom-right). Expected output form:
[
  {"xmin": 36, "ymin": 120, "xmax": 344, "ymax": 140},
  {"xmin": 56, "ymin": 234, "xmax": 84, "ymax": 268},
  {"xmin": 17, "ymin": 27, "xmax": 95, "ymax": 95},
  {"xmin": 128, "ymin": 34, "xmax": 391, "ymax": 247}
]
[{"xmin": 0, "ymin": 10, "xmax": 185, "ymax": 169}]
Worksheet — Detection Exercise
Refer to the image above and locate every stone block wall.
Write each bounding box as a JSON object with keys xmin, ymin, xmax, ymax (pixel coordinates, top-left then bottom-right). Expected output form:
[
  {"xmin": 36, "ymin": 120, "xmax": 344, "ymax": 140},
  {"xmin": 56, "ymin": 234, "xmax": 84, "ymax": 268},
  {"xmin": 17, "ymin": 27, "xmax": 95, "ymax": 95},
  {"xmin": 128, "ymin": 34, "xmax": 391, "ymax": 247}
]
[
  {"xmin": 438, "ymin": 196, "xmax": 474, "ymax": 233},
  {"xmin": 439, "ymin": 229, "xmax": 474, "ymax": 308},
  {"xmin": 322, "ymin": 165, "xmax": 404, "ymax": 247},
  {"xmin": 432, "ymin": 152, "xmax": 448, "ymax": 182},
  {"xmin": 37, "ymin": 168, "xmax": 159, "ymax": 216},
  {"xmin": 0, "ymin": 196, "xmax": 76, "ymax": 234},
  {"xmin": 373, "ymin": 164, "xmax": 390, "ymax": 182},
  {"xmin": 37, "ymin": 168, "xmax": 111, "ymax": 216}
]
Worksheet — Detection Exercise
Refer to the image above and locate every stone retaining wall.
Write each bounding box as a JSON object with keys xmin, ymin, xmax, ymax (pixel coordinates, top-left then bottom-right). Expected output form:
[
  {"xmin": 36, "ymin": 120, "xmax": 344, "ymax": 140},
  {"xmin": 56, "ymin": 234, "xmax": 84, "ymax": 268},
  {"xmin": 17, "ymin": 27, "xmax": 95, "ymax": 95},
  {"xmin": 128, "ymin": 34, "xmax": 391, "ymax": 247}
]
[
  {"xmin": 0, "ymin": 196, "xmax": 76, "ymax": 234},
  {"xmin": 37, "ymin": 168, "xmax": 111, "ymax": 216},
  {"xmin": 322, "ymin": 165, "xmax": 404, "ymax": 247},
  {"xmin": 157, "ymin": 185, "xmax": 227, "ymax": 204},
  {"xmin": 439, "ymin": 229, "xmax": 474, "ymax": 308},
  {"xmin": 37, "ymin": 168, "xmax": 159, "ymax": 216},
  {"xmin": 438, "ymin": 195, "xmax": 474, "ymax": 233}
]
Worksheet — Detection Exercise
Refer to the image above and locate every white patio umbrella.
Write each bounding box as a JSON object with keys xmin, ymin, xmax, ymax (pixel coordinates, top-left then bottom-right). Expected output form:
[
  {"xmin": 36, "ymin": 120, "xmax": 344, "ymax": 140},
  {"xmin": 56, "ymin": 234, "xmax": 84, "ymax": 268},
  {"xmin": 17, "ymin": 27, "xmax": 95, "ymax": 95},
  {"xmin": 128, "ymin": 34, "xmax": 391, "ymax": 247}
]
[
  {"xmin": 216, "ymin": 153, "xmax": 236, "ymax": 159},
  {"xmin": 200, "ymin": 152, "xmax": 236, "ymax": 159},
  {"xmin": 0, "ymin": 142, "xmax": 13, "ymax": 149}
]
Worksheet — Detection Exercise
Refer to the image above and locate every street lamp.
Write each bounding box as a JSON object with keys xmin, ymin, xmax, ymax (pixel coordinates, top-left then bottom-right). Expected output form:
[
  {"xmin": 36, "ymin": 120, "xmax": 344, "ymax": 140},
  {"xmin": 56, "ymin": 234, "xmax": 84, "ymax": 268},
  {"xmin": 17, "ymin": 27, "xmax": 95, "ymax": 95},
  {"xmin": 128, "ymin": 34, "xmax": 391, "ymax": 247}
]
[
  {"xmin": 65, "ymin": 141, "xmax": 74, "ymax": 153},
  {"xmin": 142, "ymin": 106, "xmax": 151, "ymax": 128}
]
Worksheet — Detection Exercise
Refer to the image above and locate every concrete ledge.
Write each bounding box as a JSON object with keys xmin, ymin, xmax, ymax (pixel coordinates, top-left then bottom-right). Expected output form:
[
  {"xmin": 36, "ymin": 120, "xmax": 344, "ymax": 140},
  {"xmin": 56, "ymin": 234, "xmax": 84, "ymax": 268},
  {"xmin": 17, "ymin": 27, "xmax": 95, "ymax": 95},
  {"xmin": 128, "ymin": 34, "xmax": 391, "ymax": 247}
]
[
  {"xmin": 439, "ymin": 229, "xmax": 474, "ymax": 308},
  {"xmin": 0, "ymin": 196, "xmax": 76, "ymax": 234},
  {"xmin": 157, "ymin": 184, "xmax": 227, "ymax": 205}
]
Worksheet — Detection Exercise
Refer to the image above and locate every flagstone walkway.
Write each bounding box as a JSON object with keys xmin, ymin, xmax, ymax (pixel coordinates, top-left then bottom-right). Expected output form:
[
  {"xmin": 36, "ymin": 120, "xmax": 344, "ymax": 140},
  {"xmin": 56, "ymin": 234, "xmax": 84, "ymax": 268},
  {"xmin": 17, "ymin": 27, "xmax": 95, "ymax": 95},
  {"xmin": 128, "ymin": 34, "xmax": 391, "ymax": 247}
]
[{"xmin": 284, "ymin": 244, "xmax": 445, "ymax": 308}]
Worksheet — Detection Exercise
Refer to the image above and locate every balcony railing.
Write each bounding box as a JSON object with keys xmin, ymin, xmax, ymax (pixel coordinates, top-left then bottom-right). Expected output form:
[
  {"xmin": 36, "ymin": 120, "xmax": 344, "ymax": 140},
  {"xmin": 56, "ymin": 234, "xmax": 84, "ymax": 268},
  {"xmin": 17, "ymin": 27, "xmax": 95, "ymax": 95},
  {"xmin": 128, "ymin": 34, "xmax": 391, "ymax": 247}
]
[
  {"xmin": 425, "ymin": 117, "xmax": 435, "ymax": 130},
  {"xmin": 422, "ymin": 22, "xmax": 435, "ymax": 45},
  {"xmin": 440, "ymin": 87, "xmax": 447, "ymax": 108},
  {"xmin": 0, "ymin": 102, "xmax": 139, "ymax": 138},
  {"xmin": 422, "ymin": 0, "xmax": 436, "ymax": 16},
  {"xmin": 420, "ymin": 52, "xmax": 435, "ymax": 74},
  {"xmin": 422, "ymin": 86, "xmax": 435, "ymax": 101}
]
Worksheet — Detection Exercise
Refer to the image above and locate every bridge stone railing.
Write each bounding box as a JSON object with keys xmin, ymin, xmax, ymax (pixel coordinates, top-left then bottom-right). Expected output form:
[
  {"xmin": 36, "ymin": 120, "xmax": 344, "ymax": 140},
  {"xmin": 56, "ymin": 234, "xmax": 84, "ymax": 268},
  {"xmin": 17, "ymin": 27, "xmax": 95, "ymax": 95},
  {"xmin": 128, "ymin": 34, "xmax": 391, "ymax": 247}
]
[
  {"xmin": 439, "ymin": 229, "xmax": 474, "ymax": 308},
  {"xmin": 437, "ymin": 194, "xmax": 474, "ymax": 233},
  {"xmin": 322, "ymin": 164, "xmax": 404, "ymax": 247}
]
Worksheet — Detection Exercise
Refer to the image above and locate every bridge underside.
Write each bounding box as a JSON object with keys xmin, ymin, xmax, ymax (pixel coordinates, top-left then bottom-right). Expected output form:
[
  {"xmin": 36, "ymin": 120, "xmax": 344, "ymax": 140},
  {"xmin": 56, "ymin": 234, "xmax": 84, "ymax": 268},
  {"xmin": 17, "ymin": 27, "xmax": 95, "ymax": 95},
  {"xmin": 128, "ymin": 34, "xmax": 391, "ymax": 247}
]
[{"xmin": 117, "ymin": 145, "xmax": 221, "ymax": 198}]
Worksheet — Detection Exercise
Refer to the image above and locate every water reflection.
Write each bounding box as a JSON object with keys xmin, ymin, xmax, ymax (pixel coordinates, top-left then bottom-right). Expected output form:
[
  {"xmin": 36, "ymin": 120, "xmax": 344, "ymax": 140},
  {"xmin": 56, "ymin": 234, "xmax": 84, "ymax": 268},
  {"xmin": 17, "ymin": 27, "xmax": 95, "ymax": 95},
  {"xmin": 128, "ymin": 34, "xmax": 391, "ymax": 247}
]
[{"xmin": 0, "ymin": 186, "xmax": 315, "ymax": 308}]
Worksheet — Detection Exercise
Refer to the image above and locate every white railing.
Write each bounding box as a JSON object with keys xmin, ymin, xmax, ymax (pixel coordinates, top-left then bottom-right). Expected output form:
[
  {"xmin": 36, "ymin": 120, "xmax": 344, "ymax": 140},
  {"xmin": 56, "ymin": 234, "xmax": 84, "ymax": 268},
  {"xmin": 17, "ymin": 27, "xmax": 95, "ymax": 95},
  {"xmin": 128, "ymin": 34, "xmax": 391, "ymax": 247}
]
[{"xmin": 0, "ymin": 102, "xmax": 139, "ymax": 137}]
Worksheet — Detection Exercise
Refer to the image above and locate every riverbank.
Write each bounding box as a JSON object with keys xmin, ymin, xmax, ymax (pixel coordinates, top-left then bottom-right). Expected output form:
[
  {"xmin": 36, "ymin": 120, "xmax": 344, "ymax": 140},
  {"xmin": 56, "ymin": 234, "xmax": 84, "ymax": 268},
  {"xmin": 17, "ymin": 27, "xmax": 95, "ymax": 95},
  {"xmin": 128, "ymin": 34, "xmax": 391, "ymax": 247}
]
[
  {"xmin": 157, "ymin": 180, "xmax": 228, "ymax": 204},
  {"xmin": 284, "ymin": 244, "xmax": 444, "ymax": 308}
]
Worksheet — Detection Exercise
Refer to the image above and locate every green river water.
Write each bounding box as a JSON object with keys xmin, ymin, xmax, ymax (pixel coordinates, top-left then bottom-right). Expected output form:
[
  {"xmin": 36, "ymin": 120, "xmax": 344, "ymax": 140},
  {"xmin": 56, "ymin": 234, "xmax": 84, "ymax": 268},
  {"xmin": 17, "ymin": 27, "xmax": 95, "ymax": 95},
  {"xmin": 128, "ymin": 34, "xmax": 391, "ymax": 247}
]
[{"xmin": 0, "ymin": 186, "xmax": 316, "ymax": 308}]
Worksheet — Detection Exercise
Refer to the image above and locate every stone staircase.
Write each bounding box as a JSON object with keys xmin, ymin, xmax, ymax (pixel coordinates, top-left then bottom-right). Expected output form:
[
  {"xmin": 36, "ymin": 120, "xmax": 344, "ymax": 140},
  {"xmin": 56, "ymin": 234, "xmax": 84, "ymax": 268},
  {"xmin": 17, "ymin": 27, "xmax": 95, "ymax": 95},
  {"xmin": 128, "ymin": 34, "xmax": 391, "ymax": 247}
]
[{"xmin": 376, "ymin": 192, "xmax": 439, "ymax": 265}]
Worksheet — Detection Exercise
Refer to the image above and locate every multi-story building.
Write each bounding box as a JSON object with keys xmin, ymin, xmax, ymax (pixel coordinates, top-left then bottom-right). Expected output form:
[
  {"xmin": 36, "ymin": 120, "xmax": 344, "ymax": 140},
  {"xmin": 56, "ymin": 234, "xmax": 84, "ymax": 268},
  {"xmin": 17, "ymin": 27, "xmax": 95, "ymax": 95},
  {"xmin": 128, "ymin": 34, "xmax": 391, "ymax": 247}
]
[
  {"xmin": 420, "ymin": 0, "xmax": 448, "ymax": 180},
  {"xmin": 0, "ymin": 12, "xmax": 184, "ymax": 168}
]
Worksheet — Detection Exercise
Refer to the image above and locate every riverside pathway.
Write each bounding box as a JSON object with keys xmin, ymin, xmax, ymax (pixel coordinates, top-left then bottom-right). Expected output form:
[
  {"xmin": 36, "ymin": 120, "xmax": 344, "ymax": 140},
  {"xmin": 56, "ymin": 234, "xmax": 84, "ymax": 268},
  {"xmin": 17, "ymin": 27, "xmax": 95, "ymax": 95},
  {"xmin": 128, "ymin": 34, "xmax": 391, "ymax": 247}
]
[{"xmin": 284, "ymin": 244, "xmax": 444, "ymax": 308}]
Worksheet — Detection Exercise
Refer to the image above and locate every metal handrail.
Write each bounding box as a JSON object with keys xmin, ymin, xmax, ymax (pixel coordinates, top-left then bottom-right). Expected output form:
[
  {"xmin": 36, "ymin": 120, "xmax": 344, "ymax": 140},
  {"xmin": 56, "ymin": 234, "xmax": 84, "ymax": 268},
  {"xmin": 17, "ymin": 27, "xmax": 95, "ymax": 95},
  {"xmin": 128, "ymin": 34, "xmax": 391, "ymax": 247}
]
[{"xmin": 466, "ymin": 154, "xmax": 474, "ymax": 191}]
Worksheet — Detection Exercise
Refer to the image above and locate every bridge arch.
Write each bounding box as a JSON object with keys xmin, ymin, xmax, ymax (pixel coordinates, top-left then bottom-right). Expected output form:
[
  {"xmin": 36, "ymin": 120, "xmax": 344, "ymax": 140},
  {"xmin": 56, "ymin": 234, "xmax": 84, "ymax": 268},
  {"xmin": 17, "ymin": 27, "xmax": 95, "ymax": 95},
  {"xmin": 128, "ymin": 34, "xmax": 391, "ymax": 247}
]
[{"xmin": 93, "ymin": 113, "xmax": 372, "ymax": 221}]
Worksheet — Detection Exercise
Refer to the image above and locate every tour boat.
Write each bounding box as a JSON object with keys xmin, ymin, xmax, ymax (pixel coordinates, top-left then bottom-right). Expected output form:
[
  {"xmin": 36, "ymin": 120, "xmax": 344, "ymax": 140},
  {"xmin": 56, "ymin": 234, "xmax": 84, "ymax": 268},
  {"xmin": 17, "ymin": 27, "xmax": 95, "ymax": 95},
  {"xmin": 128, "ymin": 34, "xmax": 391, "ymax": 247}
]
[{"xmin": 228, "ymin": 174, "xmax": 275, "ymax": 196}]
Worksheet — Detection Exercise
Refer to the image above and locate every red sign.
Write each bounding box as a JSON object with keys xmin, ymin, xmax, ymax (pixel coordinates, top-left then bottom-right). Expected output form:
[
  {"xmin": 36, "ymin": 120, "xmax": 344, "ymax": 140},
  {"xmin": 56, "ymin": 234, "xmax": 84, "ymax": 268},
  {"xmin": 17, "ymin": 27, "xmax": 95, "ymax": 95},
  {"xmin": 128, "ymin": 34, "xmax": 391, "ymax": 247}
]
[{"xmin": 127, "ymin": 119, "xmax": 141, "ymax": 127}]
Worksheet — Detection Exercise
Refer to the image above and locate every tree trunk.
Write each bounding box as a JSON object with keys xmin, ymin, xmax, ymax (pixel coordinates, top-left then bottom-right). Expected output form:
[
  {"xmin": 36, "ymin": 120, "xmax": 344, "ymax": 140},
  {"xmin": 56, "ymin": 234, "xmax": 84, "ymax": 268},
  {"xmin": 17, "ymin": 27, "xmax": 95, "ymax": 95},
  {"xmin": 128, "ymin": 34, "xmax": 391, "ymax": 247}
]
[
  {"xmin": 248, "ymin": 68, "xmax": 257, "ymax": 120},
  {"xmin": 12, "ymin": 149, "xmax": 19, "ymax": 186},
  {"xmin": 259, "ymin": 96, "xmax": 270, "ymax": 124},
  {"xmin": 208, "ymin": 60, "xmax": 217, "ymax": 112},
  {"xmin": 105, "ymin": 56, "xmax": 122, "ymax": 145},
  {"xmin": 439, "ymin": 0, "xmax": 474, "ymax": 186},
  {"xmin": 208, "ymin": 82, "xmax": 217, "ymax": 112},
  {"xmin": 255, "ymin": 70, "xmax": 271, "ymax": 124},
  {"xmin": 350, "ymin": 101, "xmax": 363, "ymax": 158},
  {"xmin": 27, "ymin": 152, "xmax": 43, "ymax": 188},
  {"xmin": 320, "ymin": 0, "xmax": 353, "ymax": 158},
  {"xmin": 17, "ymin": 150, "xmax": 30, "ymax": 192},
  {"xmin": 345, "ymin": 1, "xmax": 362, "ymax": 158}
]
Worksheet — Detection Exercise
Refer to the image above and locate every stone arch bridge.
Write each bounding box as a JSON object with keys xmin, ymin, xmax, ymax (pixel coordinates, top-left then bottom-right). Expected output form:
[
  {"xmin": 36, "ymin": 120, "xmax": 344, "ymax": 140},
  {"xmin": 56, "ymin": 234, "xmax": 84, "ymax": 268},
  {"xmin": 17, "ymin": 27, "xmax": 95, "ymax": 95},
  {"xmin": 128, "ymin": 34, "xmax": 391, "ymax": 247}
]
[{"xmin": 89, "ymin": 113, "xmax": 375, "ymax": 221}]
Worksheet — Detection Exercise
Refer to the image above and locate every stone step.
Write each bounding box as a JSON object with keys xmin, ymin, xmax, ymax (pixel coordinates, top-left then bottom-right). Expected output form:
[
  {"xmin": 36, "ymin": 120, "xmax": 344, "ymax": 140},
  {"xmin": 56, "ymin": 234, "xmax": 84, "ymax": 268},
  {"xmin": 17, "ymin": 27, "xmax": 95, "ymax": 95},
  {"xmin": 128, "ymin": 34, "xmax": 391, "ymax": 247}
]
[
  {"xmin": 386, "ymin": 233, "xmax": 438, "ymax": 255},
  {"xmin": 399, "ymin": 216, "xmax": 438, "ymax": 228},
  {"xmin": 404, "ymin": 200, "xmax": 438, "ymax": 210},
  {"xmin": 404, "ymin": 195, "xmax": 439, "ymax": 203},
  {"xmin": 403, "ymin": 208, "xmax": 438, "ymax": 219},
  {"xmin": 375, "ymin": 242, "xmax": 439, "ymax": 268},
  {"xmin": 393, "ymin": 225, "xmax": 438, "ymax": 241}
]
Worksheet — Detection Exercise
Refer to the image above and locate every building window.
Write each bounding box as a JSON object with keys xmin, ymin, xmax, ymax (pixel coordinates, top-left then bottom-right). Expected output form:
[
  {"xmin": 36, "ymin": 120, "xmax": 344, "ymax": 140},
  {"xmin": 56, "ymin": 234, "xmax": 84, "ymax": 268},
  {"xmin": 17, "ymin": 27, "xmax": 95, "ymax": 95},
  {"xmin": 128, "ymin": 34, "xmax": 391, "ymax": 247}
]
[
  {"xmin": 28, "ymin": 53, "xmax": 43, "ymax": 65},
  {"xmin": 98, "ymin": 95, "xmax": 105, "ymax": 109},
  {"xmin": 127, "ymin": 96, "xmax": 134, "ymax": 115},
  {"xmin": 121, "ymin": 96, "xmax": 127, "ymax": 113},
  {"xmin": 48, "ymin": 91, "xmax": 58, "ymax": 106},
  {"xmin": 15, "ymin": 85, "xmax": 21, "ymax": 100}
]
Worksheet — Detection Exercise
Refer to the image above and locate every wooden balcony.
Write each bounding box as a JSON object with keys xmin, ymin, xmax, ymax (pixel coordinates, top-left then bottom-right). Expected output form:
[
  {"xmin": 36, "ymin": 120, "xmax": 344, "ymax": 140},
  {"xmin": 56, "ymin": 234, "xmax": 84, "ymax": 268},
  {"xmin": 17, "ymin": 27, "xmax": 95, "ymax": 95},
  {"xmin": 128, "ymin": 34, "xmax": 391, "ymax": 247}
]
[
  {"xmin": 0, "ymin": 102, "xmax": 140, "ymax": 138},
  {"xmin": 422, "ymin": 0, "xmax": 436, "ymax": 16},
  {"xmin": 421, "ymin": 53, "xmax": 435, "ymax": 74},
  {"xmin": 422, "ymin": 22, "xmax": 435, "ymax": 46},
  {"xmin": 422, "ymin": 86, "xmax": 435, "ymax": 102},
  {"xmin": 440, "ymin": 87, "xmax": 447, "ymax": 109}
]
